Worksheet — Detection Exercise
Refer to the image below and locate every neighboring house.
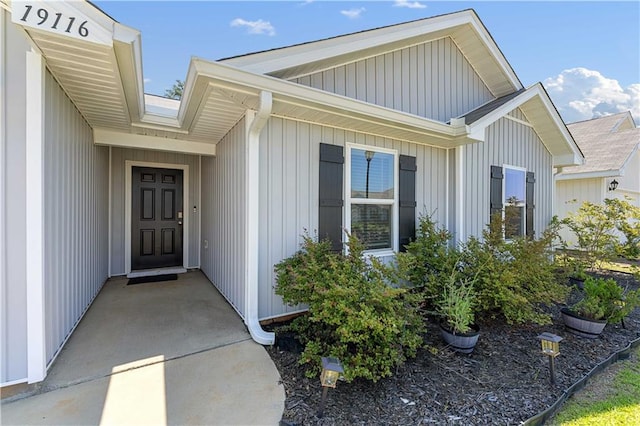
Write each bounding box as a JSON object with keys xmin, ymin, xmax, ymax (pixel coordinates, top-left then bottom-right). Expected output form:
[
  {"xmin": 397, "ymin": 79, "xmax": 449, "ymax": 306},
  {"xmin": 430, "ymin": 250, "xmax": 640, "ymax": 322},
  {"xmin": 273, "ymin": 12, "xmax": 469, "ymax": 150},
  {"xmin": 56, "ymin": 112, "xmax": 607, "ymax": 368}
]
[
  {"xmin": 0, "ymin": 0, "xmax": 582, "ymax": 386},
  {"xmin": 555, "ymin": 112, "xmax": 640, "ymax": 245}
]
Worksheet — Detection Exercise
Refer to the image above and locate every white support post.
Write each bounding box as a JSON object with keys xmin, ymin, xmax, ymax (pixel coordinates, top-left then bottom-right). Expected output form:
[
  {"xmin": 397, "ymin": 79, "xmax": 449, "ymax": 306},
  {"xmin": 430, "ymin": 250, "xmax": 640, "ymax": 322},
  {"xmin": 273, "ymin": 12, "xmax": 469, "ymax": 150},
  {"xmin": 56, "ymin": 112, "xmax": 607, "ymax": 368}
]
[
  {"xmin": 455, "ymin": 145, "xmax": 465, "ymax": 243},
  {"xmin": 25, "ymin": 49, "xmax": 46, "ymax": 383}
]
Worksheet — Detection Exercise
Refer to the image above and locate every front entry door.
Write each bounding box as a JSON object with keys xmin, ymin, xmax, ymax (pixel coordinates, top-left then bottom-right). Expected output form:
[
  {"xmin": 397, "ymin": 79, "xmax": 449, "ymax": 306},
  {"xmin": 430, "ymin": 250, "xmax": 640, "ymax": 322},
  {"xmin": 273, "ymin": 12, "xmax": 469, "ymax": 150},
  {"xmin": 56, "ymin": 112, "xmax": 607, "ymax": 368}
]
[{"xmin": 131, "ymin": 167, "xmax": 184, "ymax": 270}]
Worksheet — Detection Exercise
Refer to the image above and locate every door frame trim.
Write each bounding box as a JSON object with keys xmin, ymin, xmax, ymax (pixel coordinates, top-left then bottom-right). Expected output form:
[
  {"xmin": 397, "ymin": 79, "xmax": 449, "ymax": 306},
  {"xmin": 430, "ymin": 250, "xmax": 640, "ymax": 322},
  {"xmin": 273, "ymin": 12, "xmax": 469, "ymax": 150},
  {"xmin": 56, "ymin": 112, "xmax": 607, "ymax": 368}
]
[{"xmin": 125, "ymin": 160, "xmax": 190, "ymax": 274}]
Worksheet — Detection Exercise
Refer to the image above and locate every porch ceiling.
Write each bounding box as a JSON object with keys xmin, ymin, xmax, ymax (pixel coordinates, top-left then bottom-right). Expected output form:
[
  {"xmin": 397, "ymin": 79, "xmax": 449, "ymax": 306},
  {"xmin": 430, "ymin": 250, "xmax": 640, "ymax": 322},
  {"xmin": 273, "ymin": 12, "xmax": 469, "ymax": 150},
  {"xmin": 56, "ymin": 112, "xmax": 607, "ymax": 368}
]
[{"xmin": 27, "ymin": 30, "xmax": 132, "ymax": 131}]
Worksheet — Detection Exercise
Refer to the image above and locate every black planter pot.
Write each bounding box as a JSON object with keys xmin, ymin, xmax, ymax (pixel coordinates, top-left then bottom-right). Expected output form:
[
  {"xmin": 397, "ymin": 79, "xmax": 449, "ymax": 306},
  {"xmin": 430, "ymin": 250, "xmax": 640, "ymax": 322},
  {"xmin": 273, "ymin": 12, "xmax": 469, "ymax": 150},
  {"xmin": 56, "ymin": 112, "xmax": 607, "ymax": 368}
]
[
  {"xmin": 568, "ymin": 276, "xmax": 586, "ymax": 290},
  {"xmin": 439, "ymin": 323, "xmax": 480, "ymax": 354},
  {"xmin": 561, "ymin": 308, "xmax": 607, "ymax": 339}
]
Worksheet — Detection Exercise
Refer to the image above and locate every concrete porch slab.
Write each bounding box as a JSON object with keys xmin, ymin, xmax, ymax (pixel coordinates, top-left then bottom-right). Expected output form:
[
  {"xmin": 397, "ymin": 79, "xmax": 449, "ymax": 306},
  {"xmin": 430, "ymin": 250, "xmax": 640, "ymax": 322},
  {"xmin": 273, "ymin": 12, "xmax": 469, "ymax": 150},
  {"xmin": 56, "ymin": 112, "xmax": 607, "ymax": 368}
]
[
  {"xmin": 1, "ymin": 270, "xmax": 285, "ymax": 425},
  {"xmin": 1, "ymin": 340, "xmax": 284, "ymax": 425}
]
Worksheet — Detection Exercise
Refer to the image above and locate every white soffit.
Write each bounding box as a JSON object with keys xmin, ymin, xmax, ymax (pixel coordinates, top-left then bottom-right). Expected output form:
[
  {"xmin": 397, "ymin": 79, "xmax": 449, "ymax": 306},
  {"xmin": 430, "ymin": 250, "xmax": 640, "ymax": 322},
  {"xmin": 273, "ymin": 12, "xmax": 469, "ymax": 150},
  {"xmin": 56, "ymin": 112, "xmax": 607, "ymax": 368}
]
[
  {"xmin": 221, "ymin": 10, "xmax": 521, "ymax": 98},
  {"xmin": 182, "ymin": 59, "xmax": 473, "ymax": 148},
  {"xmin": 10, "ymin": 0, "xmax": 139, "ymax": 130},
  {"xmin": 467, "ymin": 84, "xmax": 584, "ymax": 167}
]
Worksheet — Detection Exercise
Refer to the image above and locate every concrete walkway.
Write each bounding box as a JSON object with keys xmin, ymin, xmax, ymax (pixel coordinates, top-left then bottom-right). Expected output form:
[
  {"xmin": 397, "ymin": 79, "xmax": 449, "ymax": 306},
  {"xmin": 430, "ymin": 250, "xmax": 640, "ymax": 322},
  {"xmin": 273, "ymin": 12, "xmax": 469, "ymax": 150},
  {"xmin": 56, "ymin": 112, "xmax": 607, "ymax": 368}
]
[{"xmin": 1, "ymin": 271, "xmax": 285, "ymax": 425}]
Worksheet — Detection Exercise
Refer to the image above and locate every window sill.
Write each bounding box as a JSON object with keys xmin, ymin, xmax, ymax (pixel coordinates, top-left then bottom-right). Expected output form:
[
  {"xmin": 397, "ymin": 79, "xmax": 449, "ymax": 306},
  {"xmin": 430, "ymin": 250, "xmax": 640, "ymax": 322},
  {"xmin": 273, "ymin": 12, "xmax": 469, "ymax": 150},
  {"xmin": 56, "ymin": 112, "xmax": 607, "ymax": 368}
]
[{"xmin": 363, "ymin": 248, "xmax": 396, "ymax": 258}]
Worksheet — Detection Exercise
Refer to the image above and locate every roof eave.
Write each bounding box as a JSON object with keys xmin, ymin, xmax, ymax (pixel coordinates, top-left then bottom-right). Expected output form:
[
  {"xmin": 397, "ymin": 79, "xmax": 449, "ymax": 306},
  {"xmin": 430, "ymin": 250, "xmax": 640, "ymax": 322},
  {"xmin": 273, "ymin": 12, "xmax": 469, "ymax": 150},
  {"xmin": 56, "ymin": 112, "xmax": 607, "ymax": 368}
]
[
  {"xmin": 465, "ymin": 84, "xmax": 584, "ymax": 167},
  {"xmin": 556, "ymin": 170, "xmax": 621, "ymax": 181},
  {"xmin": 178, "ymin": 58, "xmax": 472, "ymax": 147},
  {"xmin": 112, "ymin": 23, "xmax": 145, "ymax": 123},
  {"xmin": 222, "ymin": 10, "xmax": 521, "ymax": 97}
]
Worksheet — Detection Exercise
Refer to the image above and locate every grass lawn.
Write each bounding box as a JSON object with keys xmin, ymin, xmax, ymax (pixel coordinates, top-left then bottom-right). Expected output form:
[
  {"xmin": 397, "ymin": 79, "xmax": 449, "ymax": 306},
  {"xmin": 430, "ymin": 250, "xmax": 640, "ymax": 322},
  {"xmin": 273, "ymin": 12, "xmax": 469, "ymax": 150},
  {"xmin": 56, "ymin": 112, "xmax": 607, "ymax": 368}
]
[{"xmin": 550, "ymin": 346, "xmax": 640, "ymax": 425}]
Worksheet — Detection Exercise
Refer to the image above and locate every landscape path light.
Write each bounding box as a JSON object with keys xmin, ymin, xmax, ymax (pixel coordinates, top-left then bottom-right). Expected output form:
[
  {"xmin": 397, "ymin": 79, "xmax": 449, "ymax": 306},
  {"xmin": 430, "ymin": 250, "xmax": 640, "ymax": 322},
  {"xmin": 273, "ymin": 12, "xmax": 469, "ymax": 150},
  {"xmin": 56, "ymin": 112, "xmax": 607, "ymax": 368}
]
[
  {"xmin": 537, "ymin": 332, "xmax": 562, "ymax": 385},
  {"xmin": 317, "ymin": 356, "xmax": 344, "ymax": 418}
]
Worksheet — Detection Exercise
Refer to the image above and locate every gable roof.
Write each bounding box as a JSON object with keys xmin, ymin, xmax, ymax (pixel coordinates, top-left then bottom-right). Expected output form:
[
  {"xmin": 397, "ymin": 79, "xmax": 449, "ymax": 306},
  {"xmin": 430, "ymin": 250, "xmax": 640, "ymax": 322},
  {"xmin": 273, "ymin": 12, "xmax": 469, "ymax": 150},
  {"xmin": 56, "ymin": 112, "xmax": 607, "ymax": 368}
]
[
  {"xmin": 556, "ymin": 112, "xmax": 639, "ymax": 179},
  {"xmin": 460, "ymin": 84, "xmax": 584, "ymax": 167},
  {"xmin": 220, "ymin": 9, "xmax": 522, "ymax": 98},
  {"xmin": 9, "ymin": 0, "xmax": 581, "ymax": 165}
]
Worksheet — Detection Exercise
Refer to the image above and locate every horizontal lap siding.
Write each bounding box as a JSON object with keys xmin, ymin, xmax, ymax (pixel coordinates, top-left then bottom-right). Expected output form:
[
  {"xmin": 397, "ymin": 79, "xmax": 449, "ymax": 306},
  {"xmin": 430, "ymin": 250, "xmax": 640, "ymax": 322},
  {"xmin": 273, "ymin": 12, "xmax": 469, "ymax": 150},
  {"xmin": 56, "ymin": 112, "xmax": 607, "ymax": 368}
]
[
  {"xmin": 258, "ymin": 117, "xmax": 447, "ymax": 319},
  {"xmin": 201, "ymin": 119, "xmax": 246, "ymax": 317},
  {"xmin": 463, "ymin": 112, "xmax": 553, "ymax": 241},
  {"xmin": 110, "ymin": 149, "xmax": 200, "ymax": 275},
  {"xmin": 43, "ymin": 71, "xmax": 109, "ymax": 366},
  {"xmin": 292, "ymin": 37, "xmax": 493, "ymax": 122}
]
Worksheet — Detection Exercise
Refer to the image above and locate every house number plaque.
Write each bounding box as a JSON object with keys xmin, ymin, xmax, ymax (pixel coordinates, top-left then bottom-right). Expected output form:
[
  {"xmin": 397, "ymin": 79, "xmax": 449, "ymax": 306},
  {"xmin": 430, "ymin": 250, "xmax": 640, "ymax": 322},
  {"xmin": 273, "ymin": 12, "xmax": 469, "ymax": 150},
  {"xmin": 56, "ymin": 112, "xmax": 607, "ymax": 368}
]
[{"xmin": 11, "ymin": 1, "xmax": 112, "ymax": 46}]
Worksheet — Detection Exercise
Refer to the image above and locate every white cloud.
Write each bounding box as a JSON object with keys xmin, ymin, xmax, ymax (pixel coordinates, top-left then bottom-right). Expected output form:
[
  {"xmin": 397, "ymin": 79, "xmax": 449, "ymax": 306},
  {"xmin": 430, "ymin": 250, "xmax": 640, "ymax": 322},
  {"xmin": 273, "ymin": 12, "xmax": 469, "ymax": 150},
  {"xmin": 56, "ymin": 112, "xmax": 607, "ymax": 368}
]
[
  {"xmin": 341, "ymin": 7, "xmax": 366, "ymax": 19},
  {"xmin": 230, "ymin": 18, "xmax": 276, "ymax": 36},
  {"xmin": 543, "ymin": 68, "xmax": 640, "ymax": 124},
  {"xmin": 300, "ymin": 0, "xmax": 314, "ymax": 5},
  {"xmin": 143, "ymin": 78, "xmax": 151, "ymax": 84},
  {"xmin": 393, "ymin": 0, "xmax": 427, "ymax": 9}
]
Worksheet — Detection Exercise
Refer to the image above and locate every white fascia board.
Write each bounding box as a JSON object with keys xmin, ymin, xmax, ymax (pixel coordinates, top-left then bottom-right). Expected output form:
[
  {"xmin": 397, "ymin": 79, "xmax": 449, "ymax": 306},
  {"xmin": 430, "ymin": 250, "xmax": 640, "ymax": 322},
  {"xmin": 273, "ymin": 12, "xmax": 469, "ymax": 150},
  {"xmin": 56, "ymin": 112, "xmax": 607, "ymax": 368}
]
[
  {"xmin": 232, "ymin": 12, "xmax": 474, "ymax": 74},
  {"xmin": 184, "ymin": 58, "xmax": 467, "ymax": 141},
  {"xmin": 11, "ymin": 0, "xmax": 114, "ymax": 46},
  {"xmin": 466, "ymin": 12, "xmax": 521, "ymax": 91},
  {"xmin": 467, "ymin": 84, "xmax": 583, "ymax": 164},
  {"xmin": 112, "ymin": 23, "xmax": 145, "ymax": 122},
  {"xmin": 530, "ymin": 83, "xmax": 583, "ymax": 160},
  {"xmin": 553, "ymin": 152, "xmax": 586, "ymax": 168},
  {"xmin": 223, "ymin": 10, "xmax": 520, "ymax": 91},
  {"xmin": 93, "ymin": 128, "xmax": 215, "ymax": 156},
  {"xmin": 555, "ymin": 170, "xmax": 621, "ymax": 181}
]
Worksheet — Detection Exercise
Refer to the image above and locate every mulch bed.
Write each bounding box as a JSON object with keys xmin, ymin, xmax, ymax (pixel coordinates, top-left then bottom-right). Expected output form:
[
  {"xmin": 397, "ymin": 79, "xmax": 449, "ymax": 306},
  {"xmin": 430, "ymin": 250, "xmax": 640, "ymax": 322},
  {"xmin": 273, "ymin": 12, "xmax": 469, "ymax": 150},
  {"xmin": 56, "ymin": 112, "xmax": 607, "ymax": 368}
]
[{"xmin": 266, "ymin": 271, "xmax": 640, "ymax": 425}]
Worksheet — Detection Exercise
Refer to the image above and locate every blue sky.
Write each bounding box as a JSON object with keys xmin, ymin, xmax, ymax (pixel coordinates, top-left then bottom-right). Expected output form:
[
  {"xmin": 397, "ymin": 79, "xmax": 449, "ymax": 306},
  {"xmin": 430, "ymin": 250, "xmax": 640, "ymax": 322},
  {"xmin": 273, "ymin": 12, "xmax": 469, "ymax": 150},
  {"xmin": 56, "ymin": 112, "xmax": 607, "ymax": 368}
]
[{"xmin": 94, "ymin": 1, "xmax": 640, "ymax": 124}]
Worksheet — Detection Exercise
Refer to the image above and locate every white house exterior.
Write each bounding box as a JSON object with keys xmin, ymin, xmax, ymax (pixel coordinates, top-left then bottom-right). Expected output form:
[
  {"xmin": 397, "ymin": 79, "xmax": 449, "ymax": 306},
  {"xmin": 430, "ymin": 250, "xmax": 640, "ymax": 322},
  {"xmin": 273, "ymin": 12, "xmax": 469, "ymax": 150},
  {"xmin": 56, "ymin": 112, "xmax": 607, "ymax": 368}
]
[
  {"xmin": 1, "ymin": 0, "xmax": 583, "ymax": 386},
  {"xmin": 555, "ymin": 112, "xmax": 640, "ymax": 244}
]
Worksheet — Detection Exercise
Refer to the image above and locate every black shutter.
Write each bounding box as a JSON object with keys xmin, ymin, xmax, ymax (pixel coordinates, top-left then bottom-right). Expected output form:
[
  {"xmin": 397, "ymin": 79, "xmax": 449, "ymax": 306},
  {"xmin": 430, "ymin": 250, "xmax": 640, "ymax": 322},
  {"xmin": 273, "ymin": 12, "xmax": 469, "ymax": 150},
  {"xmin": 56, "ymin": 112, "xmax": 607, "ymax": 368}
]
[
  {"xmin": 526, "ymin": 171, "xmax": 535, "ymax": 238},
  {"xmin": 490, "ymin": 165, "xmax": 504, "ymax": 219},
  {"xmin": 398, "ymin": 155, "xmax": 417, "ymax": 252},
  {"xmin": 319, "ymin": 143, "xmax": 344, "ymax": 252}
]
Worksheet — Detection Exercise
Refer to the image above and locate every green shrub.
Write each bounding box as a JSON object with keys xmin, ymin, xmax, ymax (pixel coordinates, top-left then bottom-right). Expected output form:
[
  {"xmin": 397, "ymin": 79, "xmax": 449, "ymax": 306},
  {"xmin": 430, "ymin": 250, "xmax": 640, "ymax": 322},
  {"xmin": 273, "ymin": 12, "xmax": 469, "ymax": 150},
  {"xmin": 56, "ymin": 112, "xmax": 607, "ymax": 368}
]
[
  {"xmin": 572, "ymin": 276, "xmax": 640, "ymax": 322},
  {"xmin": 396, "ymin": 214, "xmax": 457, "ymax": 309},
  {"xmin": 606, "ymin": 198, "xmax": 640, "ymax": 260},
  {"xmin": 274, "ymin": 232, "xmax": 424, "ymax": 383},
  {"xmin": 462, "ymin": 215, "xmax": 569, "ymax": 325},
  {"xmin": 564, "ymin": 201, "xmax": 620, "ymax": 269},
  {"xmin": 435, "ymin": 262, "xmax": 477, "ymax": 334},
  {"xmin": 397, "ymin": 214, "xmax": 568, "ymax": 326}
]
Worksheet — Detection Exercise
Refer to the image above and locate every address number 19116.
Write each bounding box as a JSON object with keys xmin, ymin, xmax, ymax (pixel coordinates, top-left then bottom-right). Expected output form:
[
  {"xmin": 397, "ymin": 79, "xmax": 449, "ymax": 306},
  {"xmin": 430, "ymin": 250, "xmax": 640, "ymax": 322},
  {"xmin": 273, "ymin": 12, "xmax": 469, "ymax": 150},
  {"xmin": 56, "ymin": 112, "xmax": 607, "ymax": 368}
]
[{"xmin": 20, "ymin": 4, "xmax": 89, "ymax": 38}]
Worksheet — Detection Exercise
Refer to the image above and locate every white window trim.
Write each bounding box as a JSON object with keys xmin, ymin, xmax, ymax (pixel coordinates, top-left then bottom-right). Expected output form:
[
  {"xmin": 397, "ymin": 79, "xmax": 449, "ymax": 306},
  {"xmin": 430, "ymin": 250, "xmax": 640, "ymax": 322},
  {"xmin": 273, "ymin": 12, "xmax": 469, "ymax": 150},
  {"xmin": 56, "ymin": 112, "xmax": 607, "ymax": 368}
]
[
  {"xmin": 502, "ymin": 164, "xmax": 527, "ymax": 239},
  {"xmin": 345, "ymin": 143, "xmax": 399, "ymax": 256}
]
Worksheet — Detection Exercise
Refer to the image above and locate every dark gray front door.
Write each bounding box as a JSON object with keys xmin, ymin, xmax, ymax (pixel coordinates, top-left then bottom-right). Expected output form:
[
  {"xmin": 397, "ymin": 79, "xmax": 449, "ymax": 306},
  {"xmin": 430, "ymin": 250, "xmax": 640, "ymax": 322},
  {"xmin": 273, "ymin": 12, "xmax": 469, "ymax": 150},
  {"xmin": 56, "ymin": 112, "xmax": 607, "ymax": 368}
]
[{"xmin": 131, "ymin": 167, "xmax": 184, "ymax": 270}]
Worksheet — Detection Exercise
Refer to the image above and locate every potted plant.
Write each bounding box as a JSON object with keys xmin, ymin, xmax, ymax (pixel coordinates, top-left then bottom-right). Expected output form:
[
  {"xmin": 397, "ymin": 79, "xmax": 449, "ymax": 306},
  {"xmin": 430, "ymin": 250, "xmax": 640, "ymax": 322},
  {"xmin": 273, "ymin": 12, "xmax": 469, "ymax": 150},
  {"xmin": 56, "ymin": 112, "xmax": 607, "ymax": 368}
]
[
  {"xmin": 435, "ymin": 266, "xmax": 480, "ymax": 354},
  {"xmin": 561, "ymin": 276, "xmax": 640, "ymax": 338}
]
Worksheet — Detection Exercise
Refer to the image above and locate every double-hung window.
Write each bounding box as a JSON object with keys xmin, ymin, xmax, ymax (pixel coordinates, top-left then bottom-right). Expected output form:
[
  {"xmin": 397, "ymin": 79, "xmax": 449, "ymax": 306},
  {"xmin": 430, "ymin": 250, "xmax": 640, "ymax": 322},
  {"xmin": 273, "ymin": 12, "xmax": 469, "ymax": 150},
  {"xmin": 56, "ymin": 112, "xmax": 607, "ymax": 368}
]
[
  {"xmin": 346, "ymin": 144, "xmax": 398, "ymax": 253},
  {"xmin": 503, "ymin": 166, "xmax": 526, "ymax": 239}
]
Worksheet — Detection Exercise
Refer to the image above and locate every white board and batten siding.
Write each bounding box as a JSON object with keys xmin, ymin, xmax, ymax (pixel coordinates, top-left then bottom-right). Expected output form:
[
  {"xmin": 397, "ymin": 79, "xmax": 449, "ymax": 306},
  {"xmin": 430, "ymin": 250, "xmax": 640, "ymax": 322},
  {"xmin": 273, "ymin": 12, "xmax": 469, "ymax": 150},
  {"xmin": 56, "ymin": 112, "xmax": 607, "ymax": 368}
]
[
  {"xmin": 462, "ymin": 110, "xmax": 554, "ymax": 241},
  {"xmin": 257, "ymin": 116, "xmax": 448, "ymax": 320},
  {"xmin": 43, "ymin": 71, "xmax": 110, "ymax": 367},
  {"xmin": 109, "ymin": 148, "xmax": 201, "ymax": 275},
  {"xmin": 201, "ymin": 118, "xmax": 247, "ymax": 317},
  {"xmin": 291, "ymin": 37, "xmax": 493, "ymax": 123}
]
